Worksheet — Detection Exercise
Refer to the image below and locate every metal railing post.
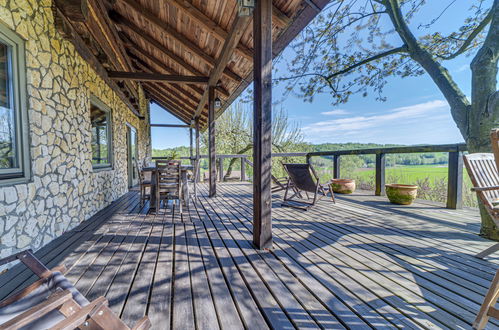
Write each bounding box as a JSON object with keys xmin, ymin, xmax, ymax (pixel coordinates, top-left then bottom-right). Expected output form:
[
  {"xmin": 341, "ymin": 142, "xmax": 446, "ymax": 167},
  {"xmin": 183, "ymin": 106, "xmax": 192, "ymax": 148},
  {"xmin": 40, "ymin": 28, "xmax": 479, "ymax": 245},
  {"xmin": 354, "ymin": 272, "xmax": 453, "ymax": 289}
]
[
  {"xmin": 447, "ymin": 151, "xmax": 463, "ymax": 209},
  {"xmin": 375, "ymin": 153, "xmax": 386, "ymax": 196}
]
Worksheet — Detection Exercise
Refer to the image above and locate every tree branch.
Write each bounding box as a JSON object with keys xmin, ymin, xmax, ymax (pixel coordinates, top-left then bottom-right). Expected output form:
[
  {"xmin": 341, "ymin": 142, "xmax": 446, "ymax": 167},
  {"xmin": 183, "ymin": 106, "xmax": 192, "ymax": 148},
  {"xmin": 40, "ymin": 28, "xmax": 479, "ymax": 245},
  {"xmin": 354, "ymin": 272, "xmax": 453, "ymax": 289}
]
[
  {"xmin": 437, "ymin": 8, "xmax": 494, "ymax": 60},
  {"xmin": 325, "ymin": 45, "xmax": 408, "ymax": 80},
  {"xmin": 384, "ymin": 0, "xmax": 470, "ymax": 139}
]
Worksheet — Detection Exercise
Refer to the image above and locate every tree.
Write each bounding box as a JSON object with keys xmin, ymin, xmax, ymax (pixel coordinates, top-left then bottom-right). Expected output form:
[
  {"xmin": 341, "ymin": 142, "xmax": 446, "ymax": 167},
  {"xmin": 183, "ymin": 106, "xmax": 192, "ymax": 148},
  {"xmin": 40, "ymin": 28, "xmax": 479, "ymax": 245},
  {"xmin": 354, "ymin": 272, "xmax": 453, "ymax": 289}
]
[
  {"xmin": 201, "ymin": 102, "xmax": 306, "ymax": 180},
  {"xmin": 280, "ymin": 0, "xmax": 498, "ymax": 238}
]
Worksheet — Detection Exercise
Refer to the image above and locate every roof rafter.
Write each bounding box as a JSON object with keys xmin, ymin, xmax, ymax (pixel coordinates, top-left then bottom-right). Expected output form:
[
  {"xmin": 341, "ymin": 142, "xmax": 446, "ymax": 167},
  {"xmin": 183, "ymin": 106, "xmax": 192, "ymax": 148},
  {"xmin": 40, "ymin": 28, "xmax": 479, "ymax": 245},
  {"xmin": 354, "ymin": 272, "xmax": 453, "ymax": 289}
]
[
  {"xmin": 107, "ymin": 71, "xmax": 209, "ymax": 83},
  {"xmin": 147, "ymin": 88, "xmax": 192, "ymax": 123},
  {"xmin": 85, "ymin": 0, "xmax": 139, "ymax": 101},
  {"xmin": 110, "ymin": 11, "xmax": 242, "ymax": 83},
  {"xmin": 194, "ymin": 14, "xmax": 252, "ymax": 119},
  {"xmin": 130, "ymin": 57, "xmax": 204, "ymax": 104}
]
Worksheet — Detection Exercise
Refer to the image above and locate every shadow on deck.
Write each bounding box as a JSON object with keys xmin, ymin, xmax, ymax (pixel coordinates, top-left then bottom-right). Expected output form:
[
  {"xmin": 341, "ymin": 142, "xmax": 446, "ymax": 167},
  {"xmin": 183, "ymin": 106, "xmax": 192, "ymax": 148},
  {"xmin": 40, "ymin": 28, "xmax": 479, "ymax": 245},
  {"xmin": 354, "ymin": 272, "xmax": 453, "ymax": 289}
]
[{"xmin": 1, "ymin": 183, "xmax": 497, "ymax": 329}]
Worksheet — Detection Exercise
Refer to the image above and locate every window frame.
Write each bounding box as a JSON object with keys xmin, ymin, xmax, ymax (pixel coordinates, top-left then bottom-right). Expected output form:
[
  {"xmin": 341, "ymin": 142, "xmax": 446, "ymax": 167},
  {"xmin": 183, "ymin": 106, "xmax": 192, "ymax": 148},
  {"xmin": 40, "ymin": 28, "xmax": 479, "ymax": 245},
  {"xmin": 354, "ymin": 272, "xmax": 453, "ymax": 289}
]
[
  {"xmin": 0, "ymin": 24, "xmax": 29, "ymax": 186},
  {"xmin": 90, "ymin": 95, "xmax": 113, "ymax": 171}
]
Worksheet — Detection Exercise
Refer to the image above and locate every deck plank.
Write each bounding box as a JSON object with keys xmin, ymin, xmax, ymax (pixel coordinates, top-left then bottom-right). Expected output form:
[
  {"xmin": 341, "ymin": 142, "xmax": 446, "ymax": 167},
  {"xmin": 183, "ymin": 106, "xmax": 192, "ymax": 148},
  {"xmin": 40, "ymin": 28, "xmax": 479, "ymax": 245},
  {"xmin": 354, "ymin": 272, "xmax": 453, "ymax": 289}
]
[{"xmin": 3, "ymin": 183, "xmax": 499, "ymax": 329}]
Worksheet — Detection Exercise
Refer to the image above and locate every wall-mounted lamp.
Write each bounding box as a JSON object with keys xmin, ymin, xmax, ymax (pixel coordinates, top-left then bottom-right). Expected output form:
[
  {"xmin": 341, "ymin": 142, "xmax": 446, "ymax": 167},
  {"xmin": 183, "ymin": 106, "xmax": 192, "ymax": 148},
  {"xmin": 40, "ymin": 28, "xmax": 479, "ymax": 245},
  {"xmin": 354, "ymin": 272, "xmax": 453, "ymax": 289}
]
[
  {"xmin": 237, "ymin": 0, "xmax": 255, "ymax": 16},
  {"xmin": 214, "ymin": 97, "xmax": 222, "ymax": 109}
]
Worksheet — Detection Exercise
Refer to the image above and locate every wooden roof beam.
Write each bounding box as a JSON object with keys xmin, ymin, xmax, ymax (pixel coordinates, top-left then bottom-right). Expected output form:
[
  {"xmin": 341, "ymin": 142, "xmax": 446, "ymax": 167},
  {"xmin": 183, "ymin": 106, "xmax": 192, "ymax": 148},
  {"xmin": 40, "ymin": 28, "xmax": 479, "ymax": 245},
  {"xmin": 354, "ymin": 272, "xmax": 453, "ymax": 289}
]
[
  {"xmin": 150, "ymin": 99, "xmax": 191, "ymax": 124},
  {"xmin": 145, "ymin": 82, "xmax": 199, "ymax": 113},
  {"xmin": 115, "ymin": 0, "xmax": 253, "ymax": 65},
  {"xmin": 107, "ymin": 71, "xmax": 209, "ymax": 83},
  {"xmin": 110, "ymin": 11, "xmax": 243, "ymax": 83},
  {"xmin": 168, "ymin": 0, "xmax": 289, "ymax": 36},
  {"xmin": 120, "ymin": 34, "xmax": 230, "ymax": 98},
  {"xmin": 153, "ymin": 0, "xmax": 253, "ymax": 61},
  {"xmin": 53, "ymin": 6, "xmax": 142, "ymax": 118},
  {"xmin": 54, "ymin": 0, "xmax": 89, "ymax": 21},
  {"xmin": 131, "ymin": 58, "xmax": 203, "ymax": 105},
  {"xmin": 194, "ymin": 15, "xmax": 252, "ymax": 119},
  {"xmin": 272, "ymin": 5, "xmax": 292, "ymax": 27},
  {"xmin": 84, "ymin": 0, "xmax": 138, "ymax": 100},
  {"xmin": 148, "ymin": 87, "xmax": 207, "ymax": 125},
  {"xmin": 148, "ymin": 90, "xmax": 192, "ymax": 123}
]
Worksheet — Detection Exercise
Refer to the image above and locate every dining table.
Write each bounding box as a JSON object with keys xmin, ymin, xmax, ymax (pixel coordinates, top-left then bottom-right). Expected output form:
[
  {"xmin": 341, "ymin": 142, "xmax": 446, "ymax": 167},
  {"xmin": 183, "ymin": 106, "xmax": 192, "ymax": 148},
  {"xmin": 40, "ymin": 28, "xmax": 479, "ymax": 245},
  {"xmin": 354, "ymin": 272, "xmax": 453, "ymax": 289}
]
[{"xmin": 142, "ymin": 163, "xmax": 194, "ymax": 210}]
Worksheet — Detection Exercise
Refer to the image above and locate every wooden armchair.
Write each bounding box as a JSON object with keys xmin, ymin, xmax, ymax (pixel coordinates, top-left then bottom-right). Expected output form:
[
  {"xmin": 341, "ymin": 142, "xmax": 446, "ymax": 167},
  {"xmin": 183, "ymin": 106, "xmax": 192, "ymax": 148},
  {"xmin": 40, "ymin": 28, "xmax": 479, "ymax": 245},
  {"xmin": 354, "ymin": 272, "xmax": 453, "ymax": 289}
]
[
  {"xmin": 0, "ymin": 250, "xmax": 150, "ymax": 329},
  {"xmin": 156, "ymin": 163, "xmax": 182, "ymax": 213},
  {"xmin": 281, "ymin": 163, "xmax": 334, "ymax": 210}
]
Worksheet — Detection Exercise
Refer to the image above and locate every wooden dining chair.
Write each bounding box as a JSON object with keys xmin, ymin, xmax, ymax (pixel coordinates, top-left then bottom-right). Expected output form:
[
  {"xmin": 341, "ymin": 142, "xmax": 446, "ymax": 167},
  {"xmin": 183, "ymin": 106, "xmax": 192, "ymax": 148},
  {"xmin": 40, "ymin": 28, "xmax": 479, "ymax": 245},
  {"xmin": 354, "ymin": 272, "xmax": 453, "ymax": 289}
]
[
  {"xmin": 135, "ymin": 160, "xmax": 151, "ymax": 206},
  {"xmin": 156, "ymin": 163, "xmax": 182, "ymax": 213},
  {"xmin": 155, "ymin": 159, "xmax": 169, "ymax": 169}
]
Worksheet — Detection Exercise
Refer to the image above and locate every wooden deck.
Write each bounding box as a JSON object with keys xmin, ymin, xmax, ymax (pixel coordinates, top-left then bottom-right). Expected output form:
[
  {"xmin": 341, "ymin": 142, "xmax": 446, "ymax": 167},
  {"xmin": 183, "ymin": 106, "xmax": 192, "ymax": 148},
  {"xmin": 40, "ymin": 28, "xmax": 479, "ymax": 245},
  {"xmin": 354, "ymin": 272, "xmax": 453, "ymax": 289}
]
[{"xmin": 2, "ymin": 183, "xmax": 499, "ymax": 329}]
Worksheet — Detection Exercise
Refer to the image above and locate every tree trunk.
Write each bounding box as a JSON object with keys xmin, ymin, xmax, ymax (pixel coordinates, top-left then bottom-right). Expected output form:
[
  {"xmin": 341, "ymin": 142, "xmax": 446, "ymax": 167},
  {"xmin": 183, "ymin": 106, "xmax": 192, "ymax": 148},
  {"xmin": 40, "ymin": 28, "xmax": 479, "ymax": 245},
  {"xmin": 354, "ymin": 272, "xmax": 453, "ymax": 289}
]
[
  {"xmin": 223, "ymin": 144, "xmax": 252, "ymax": 180},
  {"xmin": 385, "ymin": 0, "xmax": 499, "ymax": 239},
  {"xmin": 470, "ymin": 0, "xmax": 499, "ymax": 239}
]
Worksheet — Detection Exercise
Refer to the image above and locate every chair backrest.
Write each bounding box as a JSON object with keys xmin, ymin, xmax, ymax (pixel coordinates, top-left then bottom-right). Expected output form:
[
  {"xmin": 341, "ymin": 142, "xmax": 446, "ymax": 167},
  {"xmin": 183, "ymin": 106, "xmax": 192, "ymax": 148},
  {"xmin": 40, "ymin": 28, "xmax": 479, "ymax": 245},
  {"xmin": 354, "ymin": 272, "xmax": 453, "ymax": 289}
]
[
  {"xmin": 463, "ymin": 153, "xmax": 499, "ymax": 212},
  {"xmin": 156, "ymin": 164, "xmax": 181, "ymax": 197},
  {"xmin": 283, "ymin": 163, "xmax": 318, "ymax": 193},
  {"xmin": 491, "ymin": 129, "xmax": 499, "ymax": 171},
  {"xmin": 135, "ymin": 159, "xmax": 151, "ymax": 185},
  {"xmin": 155, "ymin": 159, "xmax": 169, "ymax": 168}
]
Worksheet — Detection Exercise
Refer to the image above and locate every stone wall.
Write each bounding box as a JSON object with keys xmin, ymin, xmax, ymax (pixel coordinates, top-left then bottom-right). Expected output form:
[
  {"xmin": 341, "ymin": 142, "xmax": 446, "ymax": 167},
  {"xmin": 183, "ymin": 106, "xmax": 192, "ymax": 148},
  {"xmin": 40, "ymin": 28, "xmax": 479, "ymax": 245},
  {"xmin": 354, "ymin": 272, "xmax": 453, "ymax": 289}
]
[{"xmin": 0, "ymin": 0, "xmax": 151, "ymax": 261}]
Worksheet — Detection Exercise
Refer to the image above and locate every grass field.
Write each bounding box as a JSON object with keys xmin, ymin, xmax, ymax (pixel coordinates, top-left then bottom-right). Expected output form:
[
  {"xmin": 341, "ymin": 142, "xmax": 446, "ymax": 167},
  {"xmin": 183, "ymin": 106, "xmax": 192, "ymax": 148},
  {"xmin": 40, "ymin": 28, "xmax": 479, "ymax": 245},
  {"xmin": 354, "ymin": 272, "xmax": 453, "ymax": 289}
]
[
  {"xmin": 313, "ymin": 164, "xmax": 477, "ymax": 207},
  {"xmin": 352, "ymin": 165, "xmax": 450, "ymax": 184}
]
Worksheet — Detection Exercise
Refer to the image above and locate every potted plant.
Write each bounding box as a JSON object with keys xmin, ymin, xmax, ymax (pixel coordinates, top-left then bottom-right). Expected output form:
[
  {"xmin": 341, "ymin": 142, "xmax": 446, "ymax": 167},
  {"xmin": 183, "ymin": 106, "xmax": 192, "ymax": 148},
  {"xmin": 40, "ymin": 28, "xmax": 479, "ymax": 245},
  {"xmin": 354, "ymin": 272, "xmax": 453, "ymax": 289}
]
[
  {"xmin": 330, "ymin": 179, "xmax": 356, "ymax": 194},
  {"xmin": 385, "ymin": 184, "xmax": 418, "ymax": 205}
]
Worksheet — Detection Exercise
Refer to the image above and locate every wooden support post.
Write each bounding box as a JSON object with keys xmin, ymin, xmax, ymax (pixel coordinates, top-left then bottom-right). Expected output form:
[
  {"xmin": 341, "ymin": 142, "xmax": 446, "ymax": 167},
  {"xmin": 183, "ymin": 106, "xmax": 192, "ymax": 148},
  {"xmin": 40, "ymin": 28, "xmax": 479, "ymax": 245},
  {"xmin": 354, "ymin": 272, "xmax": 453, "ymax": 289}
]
[
  {"xmin": 253, "ymin": 0, "xmax": 273, "ymax": 249},
  {"xmin": 195, "ymin": 120, "xmax": 200, "ymax": 184},
  {"xmin": 333, "ymin": 155, "xmax": 340, "ymax": 179},
  {"xmin": 241, "ymin": 157, "xmax": 246, "ymax": 181},
  {"xmin": 219, "ymin": 158, "xmax": 224, "ymax": 182},
  {"xmin": 447, "ymin": 151, "xmax": 463, "ymax": 209},
  {"xmin": 208, "ymin": 86, "xmax": 216, "ymax": 197},
  {"xmin": 375, "ymin": 153, "xmax": 386, "ymax": 196},
  {"xmin": 189, "ymin": 127, "xmax": 193, "ymax": 162}
]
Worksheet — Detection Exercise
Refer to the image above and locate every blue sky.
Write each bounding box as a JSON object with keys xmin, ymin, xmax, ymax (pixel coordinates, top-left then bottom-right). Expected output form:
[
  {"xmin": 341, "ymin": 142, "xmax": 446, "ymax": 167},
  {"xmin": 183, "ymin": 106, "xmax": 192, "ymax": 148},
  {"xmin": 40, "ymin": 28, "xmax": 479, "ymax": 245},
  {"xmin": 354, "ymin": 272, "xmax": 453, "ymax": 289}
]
[{"xmin": 151, "ymin": 1, "xmax": 485, "ymax": 149}]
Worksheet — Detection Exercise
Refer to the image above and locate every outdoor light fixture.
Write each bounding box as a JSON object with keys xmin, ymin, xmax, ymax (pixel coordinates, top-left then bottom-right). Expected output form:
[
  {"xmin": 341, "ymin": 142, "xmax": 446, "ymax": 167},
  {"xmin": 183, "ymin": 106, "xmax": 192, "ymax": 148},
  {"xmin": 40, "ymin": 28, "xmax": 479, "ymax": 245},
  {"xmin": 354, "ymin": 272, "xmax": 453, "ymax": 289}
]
[
  {"xmin": 214, "ymin": 97, "xmax": 222, "ymax": 109},
  {"xmin": 237, "ymin": 0, "xmax": 255, "ymax": 16}
]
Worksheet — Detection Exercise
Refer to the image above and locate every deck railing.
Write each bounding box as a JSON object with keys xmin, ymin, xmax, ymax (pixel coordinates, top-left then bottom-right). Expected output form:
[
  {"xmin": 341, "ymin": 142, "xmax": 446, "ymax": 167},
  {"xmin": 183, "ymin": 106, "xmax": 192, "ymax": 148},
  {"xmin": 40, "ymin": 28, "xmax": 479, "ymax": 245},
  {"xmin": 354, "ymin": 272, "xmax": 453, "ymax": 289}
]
[{"xmin": 153, "ymin": 143, "xmax": 468, "ymax": 209}]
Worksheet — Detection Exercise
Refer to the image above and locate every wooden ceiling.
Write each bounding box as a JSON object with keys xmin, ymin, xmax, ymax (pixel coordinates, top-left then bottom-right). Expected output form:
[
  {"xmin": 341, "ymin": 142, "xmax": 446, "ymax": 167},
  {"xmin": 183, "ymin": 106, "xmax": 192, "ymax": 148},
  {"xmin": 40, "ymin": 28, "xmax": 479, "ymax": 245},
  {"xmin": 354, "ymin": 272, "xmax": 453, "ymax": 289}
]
[{"xmin": 53, "ymin": 0, "xmax": 328, "ymax": 128}]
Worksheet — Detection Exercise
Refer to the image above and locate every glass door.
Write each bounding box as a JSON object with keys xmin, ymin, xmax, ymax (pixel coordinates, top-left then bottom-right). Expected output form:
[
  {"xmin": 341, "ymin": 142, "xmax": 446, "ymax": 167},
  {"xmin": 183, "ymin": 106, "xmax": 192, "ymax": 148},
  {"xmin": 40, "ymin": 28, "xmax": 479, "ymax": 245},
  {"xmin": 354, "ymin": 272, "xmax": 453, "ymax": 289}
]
[{"xmin": 127, "ymin": 125, "xmax": 138, "ymax": 188}]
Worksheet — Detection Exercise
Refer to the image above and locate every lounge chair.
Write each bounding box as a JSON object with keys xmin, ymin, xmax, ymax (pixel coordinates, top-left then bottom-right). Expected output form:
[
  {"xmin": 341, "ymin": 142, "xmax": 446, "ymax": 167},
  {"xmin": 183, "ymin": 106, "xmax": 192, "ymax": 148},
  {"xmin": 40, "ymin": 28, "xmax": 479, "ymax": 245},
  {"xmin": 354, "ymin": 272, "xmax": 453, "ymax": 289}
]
[
  {"xmin": 281, "ymin": 163, "xmax": 334, "ymax": 210},
  {"xmin": 463, "ymin": 152, "xmax": 499, "ymax": 258},
  {"xmin": 0, "ymin": 250, "xmax": 150, "ymax": 329}
]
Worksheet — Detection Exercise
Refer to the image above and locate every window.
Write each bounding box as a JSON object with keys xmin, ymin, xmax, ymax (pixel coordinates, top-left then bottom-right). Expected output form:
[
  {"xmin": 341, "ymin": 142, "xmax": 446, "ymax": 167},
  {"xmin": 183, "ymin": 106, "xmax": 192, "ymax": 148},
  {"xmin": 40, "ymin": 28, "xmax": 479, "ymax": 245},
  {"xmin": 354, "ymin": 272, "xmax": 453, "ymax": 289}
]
[
  {"xmin": 0, "ymin": 26, "xmax": 28, "ymax": 184},
  {"xmin": 90, "ymin": 97, "xmax": 112, "ymax": 169}
]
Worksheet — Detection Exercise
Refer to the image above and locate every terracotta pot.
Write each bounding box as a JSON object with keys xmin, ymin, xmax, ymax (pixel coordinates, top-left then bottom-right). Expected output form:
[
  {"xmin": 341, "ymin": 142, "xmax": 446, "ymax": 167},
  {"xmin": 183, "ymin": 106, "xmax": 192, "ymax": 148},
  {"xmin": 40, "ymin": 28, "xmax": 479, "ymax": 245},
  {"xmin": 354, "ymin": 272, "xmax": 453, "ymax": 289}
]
[
  {"xmin": 385, "ymin": 184, "xmax": 418, "ymax": 205},
  {"xmin": 330, "ymin": 179, "xmax": 356, "ymax": 194}
]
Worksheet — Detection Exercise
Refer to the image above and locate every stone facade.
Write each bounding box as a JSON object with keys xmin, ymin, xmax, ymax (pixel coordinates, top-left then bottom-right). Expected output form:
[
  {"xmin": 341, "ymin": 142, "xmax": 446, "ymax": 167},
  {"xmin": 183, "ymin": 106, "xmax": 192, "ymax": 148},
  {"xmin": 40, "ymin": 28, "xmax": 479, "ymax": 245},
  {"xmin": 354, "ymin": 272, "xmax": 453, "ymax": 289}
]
[{"xmin": 0, "ymin": 0, "xmax": 151, "ymax": 261}]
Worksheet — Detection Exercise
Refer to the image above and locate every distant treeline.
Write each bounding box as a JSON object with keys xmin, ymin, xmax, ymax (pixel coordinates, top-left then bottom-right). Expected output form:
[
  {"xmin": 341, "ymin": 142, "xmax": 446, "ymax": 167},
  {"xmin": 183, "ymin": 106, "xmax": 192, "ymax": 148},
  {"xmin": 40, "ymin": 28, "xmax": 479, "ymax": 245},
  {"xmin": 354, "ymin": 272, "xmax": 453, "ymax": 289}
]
[{"xmin": 153, "ymin": 142, "xmax": 450, "ymax": 168}]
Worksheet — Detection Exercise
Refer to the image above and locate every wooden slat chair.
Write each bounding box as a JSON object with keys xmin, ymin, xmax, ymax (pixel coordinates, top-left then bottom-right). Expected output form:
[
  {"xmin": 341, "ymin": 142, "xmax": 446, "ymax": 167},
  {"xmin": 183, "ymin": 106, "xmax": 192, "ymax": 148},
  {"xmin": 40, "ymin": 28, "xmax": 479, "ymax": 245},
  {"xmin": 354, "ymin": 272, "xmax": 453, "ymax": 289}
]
[
  {"xmin": 281, "ymin": 163, "xmax": 334, "ymax": 210},
  {"xmin": 135, "ymin": 160, "xmax": 151, "ymax": 206},
  {"xmin": 463, "ymin": 153, "xmax": 499, "ymax": 258},
  {"xmin": 154, "ymin": 159, "xmax": 169, "ymax": 169},
  {"xmin": 0, "ymin": 250, "xmax": 150, "ymax": 330},
  {"xmin": 156, "ymin": 163, "xmax": 182, "ymax": 213}
]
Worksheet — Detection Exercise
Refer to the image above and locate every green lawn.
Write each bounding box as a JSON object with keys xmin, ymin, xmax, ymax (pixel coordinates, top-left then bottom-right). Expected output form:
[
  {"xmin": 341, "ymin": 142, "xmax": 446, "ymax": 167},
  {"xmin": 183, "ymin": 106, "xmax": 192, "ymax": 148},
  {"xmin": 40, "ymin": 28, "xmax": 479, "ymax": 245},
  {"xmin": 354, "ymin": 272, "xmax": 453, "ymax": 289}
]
[{"xmin": 352, "ymin": 165, "xmax": 449, "ymax": 184}]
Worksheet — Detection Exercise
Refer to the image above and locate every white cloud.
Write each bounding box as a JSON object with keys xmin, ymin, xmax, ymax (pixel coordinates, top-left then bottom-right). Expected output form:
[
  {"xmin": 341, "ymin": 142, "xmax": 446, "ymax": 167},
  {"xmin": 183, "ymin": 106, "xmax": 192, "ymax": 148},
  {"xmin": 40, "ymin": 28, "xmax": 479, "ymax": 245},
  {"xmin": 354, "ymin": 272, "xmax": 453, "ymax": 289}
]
[
  {"xmin": 454, "ymin": 64, "xmax": 469, "ymax": 73},
  {"xmin": 303, "ymin": 100, "xmax": 449, "ymax": 136},
  {"xmin": 320, "ymin": 109, "xmax": 349, "ymax": 116}
]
